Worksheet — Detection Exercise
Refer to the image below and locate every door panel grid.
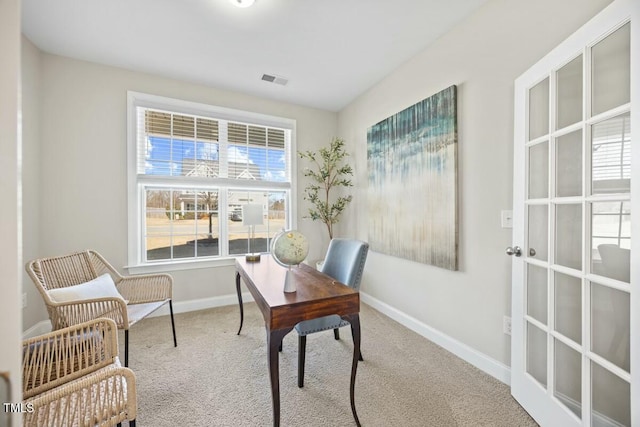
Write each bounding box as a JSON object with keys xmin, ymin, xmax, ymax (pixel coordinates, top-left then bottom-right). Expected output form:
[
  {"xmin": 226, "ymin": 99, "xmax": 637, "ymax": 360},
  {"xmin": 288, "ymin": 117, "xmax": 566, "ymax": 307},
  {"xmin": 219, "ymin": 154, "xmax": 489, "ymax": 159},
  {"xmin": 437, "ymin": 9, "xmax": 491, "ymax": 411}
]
[{"xmin": 512, "ymin": 4, "xmax": 634, "ymax": 425}]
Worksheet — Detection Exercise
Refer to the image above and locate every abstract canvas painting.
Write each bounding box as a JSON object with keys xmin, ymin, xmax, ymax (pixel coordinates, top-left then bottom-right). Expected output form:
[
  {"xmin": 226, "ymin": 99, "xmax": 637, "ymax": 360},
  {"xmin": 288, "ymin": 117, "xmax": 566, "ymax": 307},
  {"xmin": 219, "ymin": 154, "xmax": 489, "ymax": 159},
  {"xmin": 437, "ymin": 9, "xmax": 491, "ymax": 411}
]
[{"xmin": 367, "ymin": 85, "xmax": 458, "ymax": 270}]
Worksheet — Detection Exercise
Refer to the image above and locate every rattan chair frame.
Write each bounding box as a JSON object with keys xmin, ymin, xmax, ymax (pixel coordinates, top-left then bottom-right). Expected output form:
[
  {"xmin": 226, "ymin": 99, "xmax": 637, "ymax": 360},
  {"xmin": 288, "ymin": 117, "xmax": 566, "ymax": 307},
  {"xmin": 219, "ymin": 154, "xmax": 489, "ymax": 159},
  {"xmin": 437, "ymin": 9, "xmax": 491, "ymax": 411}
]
[
  {"xmin": 26, "ymin": 250, "xmax": 177, "ymax": 366},
  {"xmin": 22, "ymin": 318, "xmax": 137, "ymax": 426}
]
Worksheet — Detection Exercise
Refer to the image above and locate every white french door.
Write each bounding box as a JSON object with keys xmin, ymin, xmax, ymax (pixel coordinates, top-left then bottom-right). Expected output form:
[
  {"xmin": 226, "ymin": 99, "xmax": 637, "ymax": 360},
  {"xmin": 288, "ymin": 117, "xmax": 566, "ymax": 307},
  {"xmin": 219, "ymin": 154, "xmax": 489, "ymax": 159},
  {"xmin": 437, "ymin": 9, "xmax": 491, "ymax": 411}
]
[{"xmin": 510, "ymin": 0, "xmax": 638, "ymax": 425}]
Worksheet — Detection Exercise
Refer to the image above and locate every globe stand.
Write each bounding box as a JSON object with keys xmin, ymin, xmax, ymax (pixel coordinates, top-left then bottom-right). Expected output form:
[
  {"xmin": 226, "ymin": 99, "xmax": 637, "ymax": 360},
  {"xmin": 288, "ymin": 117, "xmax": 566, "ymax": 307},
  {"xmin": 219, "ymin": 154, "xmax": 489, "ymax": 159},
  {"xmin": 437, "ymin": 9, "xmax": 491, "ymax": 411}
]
[{"xmin": 283, "ymin": 267, "xmax": 296, "ymax": 293}]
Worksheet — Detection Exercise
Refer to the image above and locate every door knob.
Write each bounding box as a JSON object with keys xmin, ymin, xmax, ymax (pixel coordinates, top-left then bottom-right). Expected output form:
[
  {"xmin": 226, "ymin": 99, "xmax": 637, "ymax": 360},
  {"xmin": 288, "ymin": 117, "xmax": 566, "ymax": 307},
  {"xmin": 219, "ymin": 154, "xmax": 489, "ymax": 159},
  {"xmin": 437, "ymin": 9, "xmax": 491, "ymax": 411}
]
[{"xmin": 506, "ymin": 246, "xmax": 522, "ymax": 257}]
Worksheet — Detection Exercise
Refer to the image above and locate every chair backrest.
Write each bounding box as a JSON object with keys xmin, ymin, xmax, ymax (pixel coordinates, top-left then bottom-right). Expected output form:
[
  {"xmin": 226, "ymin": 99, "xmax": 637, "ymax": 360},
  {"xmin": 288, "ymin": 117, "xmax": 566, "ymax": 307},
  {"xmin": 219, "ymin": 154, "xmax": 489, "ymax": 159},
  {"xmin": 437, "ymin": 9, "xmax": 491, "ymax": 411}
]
[
  {"xmin": 22, "ymin": 318, "xmax": 119, "ymax": 399},
  {"xmin": 26, "ymin": 250, "xmax": 100, "ymax": 297},
  {"xmin": 26, "ymin": 250, "xmax": 122, "ymax": 294},
  {"xmin": 320, "ymin": 238, "xmax": 369, "ymax": 290}
]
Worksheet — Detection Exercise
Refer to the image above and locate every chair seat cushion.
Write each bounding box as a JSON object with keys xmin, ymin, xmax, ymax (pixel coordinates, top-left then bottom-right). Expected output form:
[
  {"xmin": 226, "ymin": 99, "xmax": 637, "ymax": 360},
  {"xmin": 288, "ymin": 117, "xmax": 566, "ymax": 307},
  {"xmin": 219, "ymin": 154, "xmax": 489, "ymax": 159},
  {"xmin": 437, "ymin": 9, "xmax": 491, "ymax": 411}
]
[
  {"xmin": 127, "ymin": 300, "xmax": 170, "ymax": 326},
  {"xmin": 295, "ymin": 314, "xmax": 350, "ymax": 336},
  {"xmin": 47, "ymin": 274, "xmax": 125, "ymax": 303}
]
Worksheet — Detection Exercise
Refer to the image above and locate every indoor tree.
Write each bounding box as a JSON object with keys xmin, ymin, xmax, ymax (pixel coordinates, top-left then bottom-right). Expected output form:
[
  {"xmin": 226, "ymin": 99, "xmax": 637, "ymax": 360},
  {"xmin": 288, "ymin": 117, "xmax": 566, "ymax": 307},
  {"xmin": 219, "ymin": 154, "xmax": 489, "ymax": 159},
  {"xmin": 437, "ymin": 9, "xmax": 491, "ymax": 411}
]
[{"xmin": 298, "ymin": 137, "xmax": 353, "ymax": 239}]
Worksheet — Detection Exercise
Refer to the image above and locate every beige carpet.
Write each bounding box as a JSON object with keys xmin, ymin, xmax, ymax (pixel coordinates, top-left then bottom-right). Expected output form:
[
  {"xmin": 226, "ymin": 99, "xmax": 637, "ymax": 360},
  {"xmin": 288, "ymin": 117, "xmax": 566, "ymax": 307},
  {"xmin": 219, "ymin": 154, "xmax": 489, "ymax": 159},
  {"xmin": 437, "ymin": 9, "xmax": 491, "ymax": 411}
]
[{"xmin": 122, "ymin": 303, "xmax": 538, "ymax": 426}]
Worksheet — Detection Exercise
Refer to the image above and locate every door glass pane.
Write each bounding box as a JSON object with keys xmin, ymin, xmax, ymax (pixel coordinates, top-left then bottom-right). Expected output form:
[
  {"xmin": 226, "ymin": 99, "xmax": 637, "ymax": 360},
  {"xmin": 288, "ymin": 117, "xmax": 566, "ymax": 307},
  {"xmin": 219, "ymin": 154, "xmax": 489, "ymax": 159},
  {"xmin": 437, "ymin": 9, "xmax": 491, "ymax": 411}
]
[
  {"xmin": 528, "ymin": 205, "xmax": 548, "ymax": 261},
  {"xmin": 557, "ymin": 55, "xmax": 583, "ymax": 129},
  {"xmin": 527, "ymin": 264, "xmax": 547, "ymax": 325},
  {"xmin": 592, "ymin": 23, "xmax": 630, "ymax": 116},
  {"xmin": 591, "ymin": 201, "xmax": 630, "ymax": 282},
  {"xmin": 591, "ymin": 113, "xmax": 631, "ymax": 194},
  {"xmin": 529, "ymin": 78, "xmax": 550, "ymax": 140},
  {"xmin": 554, "ymin": 272, "xmax": 581, "ymax": 344},
  {"xmin": 554, "ymin": 339, "xmax": 582, "ymax": 419},
  {"xmin": 527, "ymin": 322, "xmax": 547, "ymax": 387},
  {"xmin": 555, "ymin": 204, "xmax": 582, "ymax": 270},
  {"xmin": 591, "ymin": 283, "xmax": 630, "ymax": 372},
  {"xmin": 529, "ymin": 142, "xmax": 549, "ymax": 199},
  {"xmin": 591, "ymin": 362, "xmax": 630, "ymax": 426},
  {"xmin": 556, "ymin": 130, "xmax": 583, "ymax": 197}
]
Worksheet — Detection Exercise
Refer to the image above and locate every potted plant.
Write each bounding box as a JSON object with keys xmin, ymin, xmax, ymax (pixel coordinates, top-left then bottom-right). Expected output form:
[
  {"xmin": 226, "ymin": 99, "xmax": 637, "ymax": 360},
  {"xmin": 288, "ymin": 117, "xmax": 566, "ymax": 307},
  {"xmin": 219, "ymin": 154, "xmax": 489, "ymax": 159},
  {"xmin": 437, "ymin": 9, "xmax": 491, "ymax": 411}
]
[{"xmin": 298, "ymin": 137, "xmax": 353, "ymax": 265}]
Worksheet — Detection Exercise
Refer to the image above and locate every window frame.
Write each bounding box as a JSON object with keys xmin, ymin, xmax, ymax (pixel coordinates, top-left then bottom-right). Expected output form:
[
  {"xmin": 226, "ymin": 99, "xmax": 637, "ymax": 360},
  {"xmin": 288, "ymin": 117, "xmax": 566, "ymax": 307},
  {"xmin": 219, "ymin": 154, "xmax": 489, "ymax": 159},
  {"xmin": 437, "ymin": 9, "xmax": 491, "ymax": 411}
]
[{"xmin": 126, "ymin": 91, "xmax": 297, "ymax": 273}]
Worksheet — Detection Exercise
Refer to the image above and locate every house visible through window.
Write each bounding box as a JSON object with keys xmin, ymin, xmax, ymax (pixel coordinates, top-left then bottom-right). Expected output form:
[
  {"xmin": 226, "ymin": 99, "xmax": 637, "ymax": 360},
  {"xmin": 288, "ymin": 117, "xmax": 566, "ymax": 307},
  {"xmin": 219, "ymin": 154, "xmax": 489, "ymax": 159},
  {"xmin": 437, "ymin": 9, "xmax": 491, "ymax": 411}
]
[{"xmin": 127, "ymin": 92, "xmax": 296, "ymax": 267}]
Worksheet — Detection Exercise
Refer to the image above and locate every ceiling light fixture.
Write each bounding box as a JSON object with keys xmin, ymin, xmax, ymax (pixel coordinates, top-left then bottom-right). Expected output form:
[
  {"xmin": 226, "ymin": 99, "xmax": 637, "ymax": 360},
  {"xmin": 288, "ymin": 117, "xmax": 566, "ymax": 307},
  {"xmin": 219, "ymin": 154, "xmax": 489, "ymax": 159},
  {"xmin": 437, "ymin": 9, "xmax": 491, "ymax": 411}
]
[{"xmin": 229, "ymin": 0, "xmax": 255, "ymax": 8}]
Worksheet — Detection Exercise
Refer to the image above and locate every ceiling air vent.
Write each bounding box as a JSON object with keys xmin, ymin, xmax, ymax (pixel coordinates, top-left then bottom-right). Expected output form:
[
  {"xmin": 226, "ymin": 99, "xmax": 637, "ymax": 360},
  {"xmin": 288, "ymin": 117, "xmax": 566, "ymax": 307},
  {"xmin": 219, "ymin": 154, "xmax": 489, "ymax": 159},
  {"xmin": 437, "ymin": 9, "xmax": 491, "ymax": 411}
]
[{"xmin": 261, "ymin": 73, "xmax": 288, "ymax": 86}]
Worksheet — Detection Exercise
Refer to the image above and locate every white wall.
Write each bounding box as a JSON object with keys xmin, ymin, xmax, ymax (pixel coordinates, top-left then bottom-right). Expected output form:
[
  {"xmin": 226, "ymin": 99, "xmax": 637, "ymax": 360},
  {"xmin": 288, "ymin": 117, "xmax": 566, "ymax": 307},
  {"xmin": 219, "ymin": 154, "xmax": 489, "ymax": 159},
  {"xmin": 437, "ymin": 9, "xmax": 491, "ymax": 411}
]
[
  {"xmin": 0, "ymin": 0, "xmax": 23, "ymax": 421},
  {"xmin": 337, "ymin": 0, "xmax": 613, "ymax": 367},
  {"xmin": 21, "ymin": 36, "xmax": 46, "ymax": 330},
  {"xmin": 22, "ymin": 52, "xmax": 337, "ymax": 329}
]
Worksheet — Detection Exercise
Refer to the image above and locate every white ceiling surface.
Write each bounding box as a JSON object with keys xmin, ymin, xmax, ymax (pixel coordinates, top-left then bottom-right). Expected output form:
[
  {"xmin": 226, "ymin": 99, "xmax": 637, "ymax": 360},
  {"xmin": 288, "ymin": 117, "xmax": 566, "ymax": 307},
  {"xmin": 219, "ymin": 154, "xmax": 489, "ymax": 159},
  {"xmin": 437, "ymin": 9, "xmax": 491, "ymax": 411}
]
[{"xmin": 22, "ymin": 0, "xmax": 488, "ymax": 112}]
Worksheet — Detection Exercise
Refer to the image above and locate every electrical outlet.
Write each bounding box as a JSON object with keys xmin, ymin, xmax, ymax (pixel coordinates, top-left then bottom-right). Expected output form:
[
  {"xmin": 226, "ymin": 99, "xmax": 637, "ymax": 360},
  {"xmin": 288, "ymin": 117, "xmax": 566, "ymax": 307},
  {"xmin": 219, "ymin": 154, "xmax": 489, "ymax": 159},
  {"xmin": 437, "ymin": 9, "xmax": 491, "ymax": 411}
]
[
  {"xmin": 503, "ymin": 315, "xmax": 512, "ymax": 335},
  {"xmin": 22, "ymin": 292, "xmax": 27, "ymax": 308}
]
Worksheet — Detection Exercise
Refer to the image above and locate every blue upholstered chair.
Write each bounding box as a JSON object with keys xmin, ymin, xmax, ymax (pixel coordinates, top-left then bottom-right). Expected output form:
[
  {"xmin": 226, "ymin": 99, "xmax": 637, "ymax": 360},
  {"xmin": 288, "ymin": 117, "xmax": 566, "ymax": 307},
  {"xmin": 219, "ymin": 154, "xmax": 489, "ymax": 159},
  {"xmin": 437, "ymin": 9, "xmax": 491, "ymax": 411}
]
[{"xmin": 294, "ymin": 238, "xmax": 369, "ymax": 388}]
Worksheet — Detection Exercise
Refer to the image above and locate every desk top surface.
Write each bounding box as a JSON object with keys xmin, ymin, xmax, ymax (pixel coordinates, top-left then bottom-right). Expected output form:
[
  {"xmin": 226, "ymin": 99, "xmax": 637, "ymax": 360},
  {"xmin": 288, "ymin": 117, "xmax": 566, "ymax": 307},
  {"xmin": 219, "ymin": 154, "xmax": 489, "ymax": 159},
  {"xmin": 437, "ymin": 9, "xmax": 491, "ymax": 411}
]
[{"xmin": 236, "ymin": 256, "xmax": 359, "ymax": 329}]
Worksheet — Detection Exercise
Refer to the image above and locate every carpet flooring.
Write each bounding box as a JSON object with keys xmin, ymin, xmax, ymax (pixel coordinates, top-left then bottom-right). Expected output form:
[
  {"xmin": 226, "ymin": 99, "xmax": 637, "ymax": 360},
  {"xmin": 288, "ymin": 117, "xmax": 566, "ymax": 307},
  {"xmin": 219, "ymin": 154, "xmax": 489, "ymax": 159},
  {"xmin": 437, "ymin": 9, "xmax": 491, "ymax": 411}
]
[{"xmin": 122, "ymin": 303, "xmax": 538, "ymax": 426}]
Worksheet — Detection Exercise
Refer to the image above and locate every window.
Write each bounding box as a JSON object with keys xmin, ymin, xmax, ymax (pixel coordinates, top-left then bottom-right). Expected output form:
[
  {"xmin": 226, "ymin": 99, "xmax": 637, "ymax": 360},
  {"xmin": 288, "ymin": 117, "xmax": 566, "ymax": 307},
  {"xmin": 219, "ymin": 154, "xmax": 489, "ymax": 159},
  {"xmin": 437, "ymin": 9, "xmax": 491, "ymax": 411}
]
[{"xmin": 127, "ymin": 92, "xmax": 296, "ymax": 270}]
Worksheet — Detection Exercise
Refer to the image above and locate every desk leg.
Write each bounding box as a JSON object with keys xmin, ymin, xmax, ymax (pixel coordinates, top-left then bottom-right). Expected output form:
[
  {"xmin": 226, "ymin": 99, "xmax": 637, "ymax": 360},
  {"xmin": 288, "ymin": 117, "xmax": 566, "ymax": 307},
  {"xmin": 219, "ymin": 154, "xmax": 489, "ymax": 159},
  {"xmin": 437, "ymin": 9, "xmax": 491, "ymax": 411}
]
[
  {"xmin": 267, "ymin": 327, "xmax": 292, "ymax": 427},
  {"xmin": 342, "ymin": 313, "xmax": 362, "ymax": 427},
  {"xmin": 236, "ymin": 272, "xmax": 244, "ymax": 335}
]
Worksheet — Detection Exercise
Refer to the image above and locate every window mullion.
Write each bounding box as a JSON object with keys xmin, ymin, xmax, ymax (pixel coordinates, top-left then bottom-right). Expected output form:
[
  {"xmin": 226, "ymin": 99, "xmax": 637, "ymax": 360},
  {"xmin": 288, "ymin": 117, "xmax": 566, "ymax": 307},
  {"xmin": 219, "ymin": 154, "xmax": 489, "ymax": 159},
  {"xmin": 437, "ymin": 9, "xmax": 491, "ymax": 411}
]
[
  {"xmin": 219, "ymin": 188, "xmax": 229, "ymax": 256},
  {"xmin": 219, "ymin": 121, "xmax": 229, "ymax": 179},
  {"xmin": 170, "ymin": 113, "xmax": 175, "ymax": 177}
]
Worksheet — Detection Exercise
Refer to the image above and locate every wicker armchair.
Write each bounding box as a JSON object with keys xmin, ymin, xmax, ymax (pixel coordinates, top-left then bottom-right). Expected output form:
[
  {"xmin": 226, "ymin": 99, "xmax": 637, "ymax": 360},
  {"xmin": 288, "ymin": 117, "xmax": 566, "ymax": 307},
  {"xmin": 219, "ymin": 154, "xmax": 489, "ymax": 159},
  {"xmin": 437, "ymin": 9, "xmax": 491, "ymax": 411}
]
[
  {"xmin": 23, "ymin": 318, "xmax": 137, "ymax": 426},
  {"xmin": 26, "ymin": 250, "xmax": 177, "ymax": 367}
]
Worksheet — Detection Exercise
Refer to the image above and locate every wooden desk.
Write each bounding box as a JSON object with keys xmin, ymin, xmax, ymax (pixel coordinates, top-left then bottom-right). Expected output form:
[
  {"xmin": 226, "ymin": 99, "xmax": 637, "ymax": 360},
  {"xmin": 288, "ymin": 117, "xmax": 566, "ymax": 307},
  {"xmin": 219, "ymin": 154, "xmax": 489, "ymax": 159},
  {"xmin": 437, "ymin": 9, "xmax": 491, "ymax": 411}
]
[{"xmin": 235, "ymin": 257, "xmax": 361, "ymax": 427}]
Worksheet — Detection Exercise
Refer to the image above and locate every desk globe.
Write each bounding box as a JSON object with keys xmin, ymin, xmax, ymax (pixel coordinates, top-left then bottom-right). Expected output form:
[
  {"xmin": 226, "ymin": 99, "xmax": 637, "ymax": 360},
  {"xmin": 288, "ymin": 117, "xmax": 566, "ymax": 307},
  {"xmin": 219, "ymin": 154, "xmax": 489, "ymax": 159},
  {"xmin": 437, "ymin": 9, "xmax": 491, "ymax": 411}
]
[{"xmin": 271, "ymin": 230, "xmax": 309, "ymax": 293}]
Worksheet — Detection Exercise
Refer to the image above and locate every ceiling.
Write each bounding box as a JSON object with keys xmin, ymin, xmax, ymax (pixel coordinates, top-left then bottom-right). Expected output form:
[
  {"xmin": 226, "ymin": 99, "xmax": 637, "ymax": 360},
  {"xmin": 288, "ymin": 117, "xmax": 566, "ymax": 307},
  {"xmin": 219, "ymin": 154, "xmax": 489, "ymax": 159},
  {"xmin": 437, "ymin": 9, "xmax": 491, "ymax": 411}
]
[{"xmin": 21, "ymin": 0, "xmax": 488, "ymax": 112}]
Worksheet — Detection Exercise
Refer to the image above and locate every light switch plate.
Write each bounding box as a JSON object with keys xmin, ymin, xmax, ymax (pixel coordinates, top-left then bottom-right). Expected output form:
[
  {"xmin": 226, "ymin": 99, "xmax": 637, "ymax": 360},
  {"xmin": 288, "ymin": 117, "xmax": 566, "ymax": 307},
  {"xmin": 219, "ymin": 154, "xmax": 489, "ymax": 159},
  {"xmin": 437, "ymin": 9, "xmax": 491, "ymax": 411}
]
[{"xmin": 501, "ymin": 210, "xmax": 513, "ymax": 229}]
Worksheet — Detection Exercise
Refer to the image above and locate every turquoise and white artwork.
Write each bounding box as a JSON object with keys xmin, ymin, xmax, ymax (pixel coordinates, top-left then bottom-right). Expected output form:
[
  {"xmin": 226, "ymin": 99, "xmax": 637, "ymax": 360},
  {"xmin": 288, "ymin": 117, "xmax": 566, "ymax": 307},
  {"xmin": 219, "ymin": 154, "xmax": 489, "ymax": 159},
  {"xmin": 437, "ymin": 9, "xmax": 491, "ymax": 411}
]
[{"xmin": 367, "ymin": 85, "xmax": 458, "ymax": 270}]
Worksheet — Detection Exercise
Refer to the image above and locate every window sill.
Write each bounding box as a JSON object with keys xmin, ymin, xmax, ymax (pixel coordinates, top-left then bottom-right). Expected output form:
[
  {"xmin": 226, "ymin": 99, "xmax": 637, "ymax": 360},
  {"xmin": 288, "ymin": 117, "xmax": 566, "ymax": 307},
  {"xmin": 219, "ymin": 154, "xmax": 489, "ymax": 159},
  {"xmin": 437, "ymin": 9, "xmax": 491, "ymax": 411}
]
[{"xmin": 124, "ymin": 257, "xmax": 238, "ymax": 275}]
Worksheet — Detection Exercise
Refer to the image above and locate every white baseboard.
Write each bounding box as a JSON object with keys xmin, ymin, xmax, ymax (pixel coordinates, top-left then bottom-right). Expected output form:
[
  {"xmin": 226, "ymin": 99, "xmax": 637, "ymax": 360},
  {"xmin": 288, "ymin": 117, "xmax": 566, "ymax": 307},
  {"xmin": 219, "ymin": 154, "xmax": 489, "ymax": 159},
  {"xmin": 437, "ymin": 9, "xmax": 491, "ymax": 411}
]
[
  {"xmin": 22, "ymin": 291, "xmax": 510, "ymax": 386},
  {"xmin": 22, "ymin": 293, "xmax": 255, "ymax": 337},
  {"xmin": 147, "ymin": 292, "xmax": 255, "ymax": 318},
  {"xmin": 22, "ymin": 320, "xmax": 52, "ymax": 339},
  {"xmin": 360, "ymin": 292, "xmax": 511, "ymax": 385}
]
